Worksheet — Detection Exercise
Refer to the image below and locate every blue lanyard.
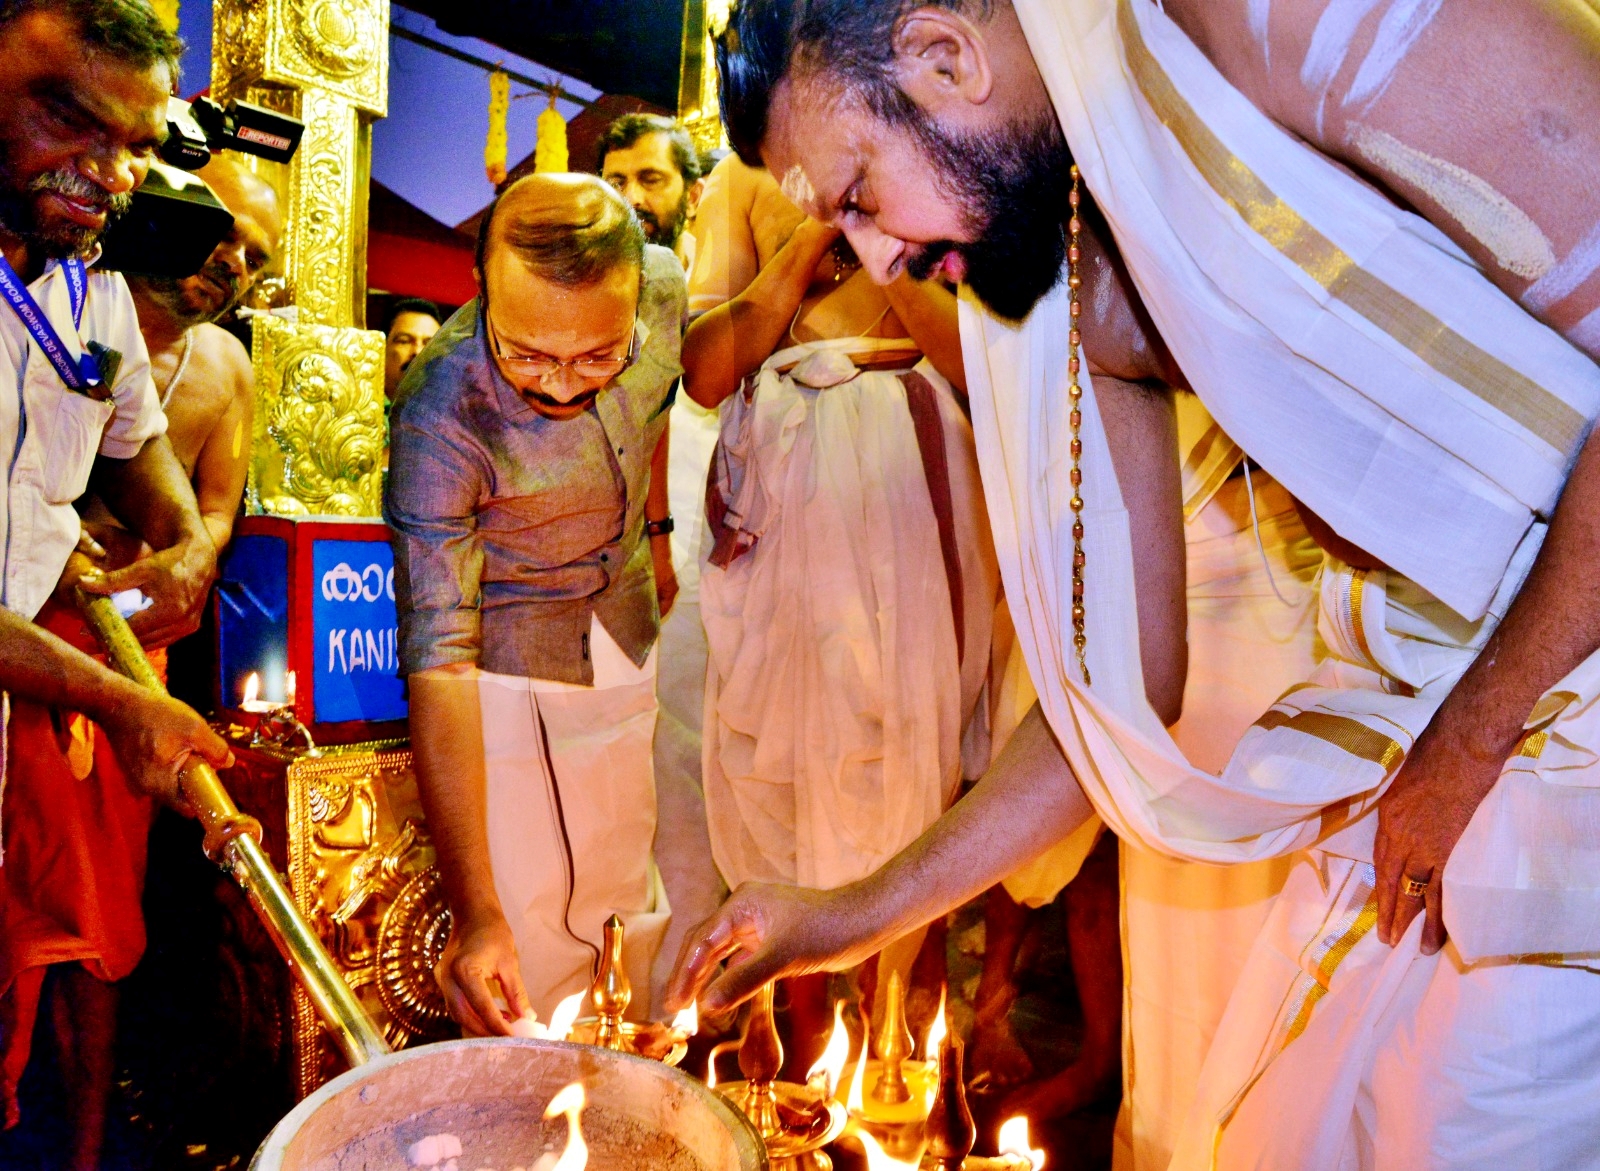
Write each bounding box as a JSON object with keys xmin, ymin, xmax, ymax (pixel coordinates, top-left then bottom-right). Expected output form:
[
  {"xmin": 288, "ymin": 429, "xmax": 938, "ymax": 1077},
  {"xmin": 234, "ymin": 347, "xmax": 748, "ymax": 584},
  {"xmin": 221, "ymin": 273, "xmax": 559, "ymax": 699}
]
[{"xmin": 0, "ymin": 256, "xmax": 101, "ymax": 392}]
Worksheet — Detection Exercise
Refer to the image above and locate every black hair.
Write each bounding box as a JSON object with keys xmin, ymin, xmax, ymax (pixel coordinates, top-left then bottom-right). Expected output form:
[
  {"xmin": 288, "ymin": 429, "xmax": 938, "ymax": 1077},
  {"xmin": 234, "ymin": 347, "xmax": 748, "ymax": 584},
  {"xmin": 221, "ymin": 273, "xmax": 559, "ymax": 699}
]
[
  {"xmin": 596, "ymin": 113, "xmax": 703, "ymax": 185},
  {"xmin": 716, "ymin": 0, "xmax": 985, "ymax": 164},
  {"xmin": 0, "ymin": 0, "xmax": 184, "ymax": 84},
  {"xmin": 385, "ymin": 297, "xmax": 441, "ymax": 334},
  {"xmin": 474, "ymin": 175, "xmax": 645, "ymax": 290}
]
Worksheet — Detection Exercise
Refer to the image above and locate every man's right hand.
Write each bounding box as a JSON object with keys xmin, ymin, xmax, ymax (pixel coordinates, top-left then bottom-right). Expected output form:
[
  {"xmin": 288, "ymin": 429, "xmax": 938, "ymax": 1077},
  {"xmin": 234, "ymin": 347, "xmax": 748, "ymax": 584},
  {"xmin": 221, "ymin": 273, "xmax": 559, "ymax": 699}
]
[
  {"xmin": 664, "ymin": 880, "xmax": 886, "ymax": 1015},
  {"xmin": 436, "ymin": 909, "xmax": 532, "ymax": 1037},
  {"xmin": 97, "ymin": 689, "xmax": 234, "ymax": 809}
]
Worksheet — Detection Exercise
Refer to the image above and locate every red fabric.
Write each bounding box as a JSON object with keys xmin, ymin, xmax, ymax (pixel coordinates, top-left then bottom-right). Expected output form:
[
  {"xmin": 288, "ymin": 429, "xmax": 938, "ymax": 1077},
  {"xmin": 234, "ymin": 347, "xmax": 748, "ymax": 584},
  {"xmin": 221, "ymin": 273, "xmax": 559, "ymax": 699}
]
[
  {"xmin": 367, "ymin": 230, "xmax": 478, "ymax": 306},
  {"xmin": 0, "ymin": 601, "xmax": 166, "ymax": 1125}
]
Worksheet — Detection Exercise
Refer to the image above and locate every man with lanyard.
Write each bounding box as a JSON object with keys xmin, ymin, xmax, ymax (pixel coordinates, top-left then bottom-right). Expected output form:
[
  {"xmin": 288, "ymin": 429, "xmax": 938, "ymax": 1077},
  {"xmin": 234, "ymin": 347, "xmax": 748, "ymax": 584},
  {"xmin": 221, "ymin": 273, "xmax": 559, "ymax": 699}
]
[
  {"xmin": 387, "ymin": 173, "xmax": 684, "ymax": 1032},
  {"xmin": 667, "ymin": 1, "xmax": 1600, "ymax": 1166},
  {"xmin": 0, "ymin": 0, "xmax": 235, "ymax": 1149},
  {"xmin": 1, "ymin": 146, "xmax": 278, "ymax": 1162}
]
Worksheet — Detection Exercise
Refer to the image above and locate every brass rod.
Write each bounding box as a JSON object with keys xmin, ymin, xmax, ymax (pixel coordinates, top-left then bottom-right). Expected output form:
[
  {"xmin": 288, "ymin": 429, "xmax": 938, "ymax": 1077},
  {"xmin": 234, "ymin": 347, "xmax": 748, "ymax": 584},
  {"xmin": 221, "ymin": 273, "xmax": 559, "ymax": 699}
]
[
  {"xmin": 75, "ymin": 591, "xmax": 390, "ymax": 1069},
  {"xmin": 224, "ymin": 832, "xmax": 390, "ymax": 1066}
]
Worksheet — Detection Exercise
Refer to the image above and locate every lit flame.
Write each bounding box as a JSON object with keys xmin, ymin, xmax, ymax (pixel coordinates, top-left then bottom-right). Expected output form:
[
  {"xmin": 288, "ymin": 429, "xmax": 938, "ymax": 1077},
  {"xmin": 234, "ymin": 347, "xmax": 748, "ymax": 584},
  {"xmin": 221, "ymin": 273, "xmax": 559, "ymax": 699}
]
[
  {"xmin": 242, "ymin": 672, "xmax": 260, "ymax": 706},
  {"xmin": 545, "ymin": 1082, "xmax": 588, "ymax": 1171},
  {"xmin": 285, "ymin": 670, "xmax": 297, "ymax": 705},
  {"xmin": 857, "ymin": 1129, "xmax": 918, "ymax": 1170},
  {"xmin": 998, "ymin": 1116, "xmax": 1046, "ymax": 1170},
  {"xmin": 922, "ymin": 987, "xmax": 948, "ymax": 1110},
  {"xmin": 670, "ymin": 1001, "xmax": 698, "ymax": 1037},
  {"xmin": 846, "ymin": 1022, "xmax": 869, "ymax": 1114},
  {"xmin": 547, "ymin": 991, "xmax": 584, "ymax": 1041},
  {"xmin": 922, "ymin": 986, "xmax": 948, "ymax": 1062},
  {"xmin": 805, "ymin": 1000, "xmax": 850, "ymax": 1097},
  {"xmin": 706, "ymin": 1038, "xmax": 740, "ymax": 1090}
]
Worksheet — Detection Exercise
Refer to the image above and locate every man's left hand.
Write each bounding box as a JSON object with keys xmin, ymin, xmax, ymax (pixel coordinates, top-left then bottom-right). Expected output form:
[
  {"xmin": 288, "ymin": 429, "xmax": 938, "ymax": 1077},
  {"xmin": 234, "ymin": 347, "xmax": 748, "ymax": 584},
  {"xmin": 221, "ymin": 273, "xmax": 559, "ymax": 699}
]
[
  {"xmin": 77, "ymin": 532, "xmax": 217, "ymax": 648},
  {"xmin": 1373, "ymin": 722, "xmax": 1503, "ymax": 955},
  {"xmin": 651, "ymin": 533, "xmax": 678, "ymax": 618}
]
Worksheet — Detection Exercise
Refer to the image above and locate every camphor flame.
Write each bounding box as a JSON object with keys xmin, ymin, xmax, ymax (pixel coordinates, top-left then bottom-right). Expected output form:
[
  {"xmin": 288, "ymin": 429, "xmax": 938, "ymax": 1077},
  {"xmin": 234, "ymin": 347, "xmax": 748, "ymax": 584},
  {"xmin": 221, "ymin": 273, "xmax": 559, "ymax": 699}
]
[
  {"xmin": 857, "ymin": 1129, "xmax": 919, "ymax": 1170},
  {"xmin": 846, "ymin": 1018, "xmax": 870, "ymax": 1114},
  {"xmin": 546, "ymin": 991, "xmax": 584, "ymax": 1041},
  {"xmin": 922, "ymin": 987, "xmax": 948, "ymax": 1062},
  {"xmin": 670, "ymin": 1000, "xmax": 699, "ymax": 1037},
  {"xmin": 545, "ymin": 1082, "xmax": 588, "ymax": 1171},
  {"xmin": 242, "ymin": 672, "xmax": 260, "ymax": 706},
  {"xmin": 922, "ymin": 986, "xmax": 948, "ymax": 1109},
  {"xmin": 705, "ymin": 1038, "xmax": 741, "ymax": 1089},
  {"xmin": 805, "ymin": 1000, "xmax": 850, "ymax": 1098},
  {"xmin": 285, "ymin": 670, "xmax": 297, "ymax": 705},
  {"xmin": 998, "ymin": 1115, "xmax": 1046, "ymax": 1170}
]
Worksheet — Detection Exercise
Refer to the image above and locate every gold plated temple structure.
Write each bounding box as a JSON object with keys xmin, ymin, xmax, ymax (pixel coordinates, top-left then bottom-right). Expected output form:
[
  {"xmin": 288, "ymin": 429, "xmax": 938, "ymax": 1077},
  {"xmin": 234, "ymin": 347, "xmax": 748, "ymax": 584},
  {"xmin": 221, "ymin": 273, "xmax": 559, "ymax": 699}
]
[
  {"xmin": 679, "ymin": 0, "xmax": 730, "ymax": 154},
  {"xmin": 212, "ymin": 0, "xmax": 389, "ymax": 518}
]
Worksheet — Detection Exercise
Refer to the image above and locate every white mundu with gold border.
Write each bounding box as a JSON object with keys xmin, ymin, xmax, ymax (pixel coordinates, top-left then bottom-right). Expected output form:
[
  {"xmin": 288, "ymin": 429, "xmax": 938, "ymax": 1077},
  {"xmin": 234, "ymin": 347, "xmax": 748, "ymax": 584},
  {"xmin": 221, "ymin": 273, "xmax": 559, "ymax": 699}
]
[{"xmin": 962, "ymin": 0, "xmax": 1600, "ymax": 1166}]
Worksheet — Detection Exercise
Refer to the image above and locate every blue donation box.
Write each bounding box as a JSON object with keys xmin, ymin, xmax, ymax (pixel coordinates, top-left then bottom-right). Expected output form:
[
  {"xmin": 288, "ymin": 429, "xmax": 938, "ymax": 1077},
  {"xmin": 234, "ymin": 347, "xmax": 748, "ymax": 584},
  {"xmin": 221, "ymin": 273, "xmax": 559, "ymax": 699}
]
[{"xmin": 216, "ymin": 515, "xmax": 407, "ymax": 739}]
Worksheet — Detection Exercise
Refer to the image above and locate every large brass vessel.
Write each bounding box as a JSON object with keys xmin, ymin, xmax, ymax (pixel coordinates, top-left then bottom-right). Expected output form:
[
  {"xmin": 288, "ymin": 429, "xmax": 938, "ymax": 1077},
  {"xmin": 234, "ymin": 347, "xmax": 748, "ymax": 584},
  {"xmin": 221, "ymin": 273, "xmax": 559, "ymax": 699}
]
[{"xmin": 252, "ymin": 1038, "xmax": 768, "ymax": 1170}]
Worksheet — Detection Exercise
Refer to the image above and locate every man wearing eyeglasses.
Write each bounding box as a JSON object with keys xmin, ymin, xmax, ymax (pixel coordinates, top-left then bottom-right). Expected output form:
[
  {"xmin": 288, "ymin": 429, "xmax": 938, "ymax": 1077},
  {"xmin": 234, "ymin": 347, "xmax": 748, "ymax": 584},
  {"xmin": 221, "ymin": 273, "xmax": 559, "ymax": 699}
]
[{"xmin": 385, "ymin": 173, "xmax": 685, "ymax": 1032}]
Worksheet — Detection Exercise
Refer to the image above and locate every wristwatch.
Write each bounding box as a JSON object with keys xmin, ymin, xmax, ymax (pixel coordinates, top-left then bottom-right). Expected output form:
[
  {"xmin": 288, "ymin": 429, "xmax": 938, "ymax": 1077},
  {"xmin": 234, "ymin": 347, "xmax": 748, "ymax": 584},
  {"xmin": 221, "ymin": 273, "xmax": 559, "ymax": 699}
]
[{"xmin": 645, "ymin": 516, "xmax": 675, "ymax": 538}]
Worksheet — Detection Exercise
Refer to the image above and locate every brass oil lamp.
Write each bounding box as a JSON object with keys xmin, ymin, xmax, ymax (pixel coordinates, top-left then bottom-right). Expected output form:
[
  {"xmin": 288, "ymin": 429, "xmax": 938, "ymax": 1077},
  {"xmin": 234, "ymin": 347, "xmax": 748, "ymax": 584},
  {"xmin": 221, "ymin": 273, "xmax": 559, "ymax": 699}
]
[
  {"xmin": 715, "ymin": 981, "xmax": 848, "ymax": 1170},
  {"xmin": 565, "ymin": 914, "xmax": 692, "ymax": 1065}
]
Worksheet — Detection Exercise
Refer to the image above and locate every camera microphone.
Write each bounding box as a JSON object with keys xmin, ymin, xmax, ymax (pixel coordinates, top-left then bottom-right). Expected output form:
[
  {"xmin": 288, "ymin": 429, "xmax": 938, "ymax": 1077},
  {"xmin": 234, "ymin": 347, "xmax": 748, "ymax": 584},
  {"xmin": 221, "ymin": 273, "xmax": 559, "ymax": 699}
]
[{"xmin": 102, "ymin": 98, "xmax": 307, "ymax": 279}]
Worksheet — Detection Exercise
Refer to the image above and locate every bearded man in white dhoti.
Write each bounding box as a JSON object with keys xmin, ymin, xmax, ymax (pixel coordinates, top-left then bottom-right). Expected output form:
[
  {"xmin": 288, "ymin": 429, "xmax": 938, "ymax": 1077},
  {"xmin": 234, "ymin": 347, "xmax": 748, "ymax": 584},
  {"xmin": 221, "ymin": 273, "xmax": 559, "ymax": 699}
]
[
  {"xmin": 680, "ymin": 152, "xmax": 1001, "ymax": 1067},
  {"xmin": 667, "ymin": 2, "xmax": 1600, "ymax": 1168}
]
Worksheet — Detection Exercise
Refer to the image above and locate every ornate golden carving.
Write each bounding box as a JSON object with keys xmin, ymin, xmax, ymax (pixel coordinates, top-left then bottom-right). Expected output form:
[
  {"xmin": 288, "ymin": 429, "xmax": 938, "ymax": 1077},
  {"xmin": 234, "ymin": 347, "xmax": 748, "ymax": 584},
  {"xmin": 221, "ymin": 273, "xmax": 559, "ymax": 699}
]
[
  {"xmin": 215, "ymin": 0, "xmax": 388, "ymax": 514},
  {"xmin": 211, "ymin": 0, "xmax": 387, "ymax": 115},
  {"xmin": 278, "ymin": 88, "xmax": 364, "ymax": 325},
  {"xmin": 248, "ymin": 314, "xmax": 384, "ymax": 517},
  {"xmin": 275, "ymin": 744, "xmax": 450, "ymax": 1096},
  {"xmin": 683, "ymin": 112, "xmax": 726, "ymax": 156},
  {"xmin": 212, "ymin": 0, "xmax": 270, "ymax": 99},
  {"xmin": 375, "ymin": 866, "xmax": 453, "ymax": 1039},
  {"xmin": 678, "ymin": 0, "xmax": 728, "ymax": 154},
  {"xmin": 289, "ymin": 0, "xmax": 382, "ymax": 82}
]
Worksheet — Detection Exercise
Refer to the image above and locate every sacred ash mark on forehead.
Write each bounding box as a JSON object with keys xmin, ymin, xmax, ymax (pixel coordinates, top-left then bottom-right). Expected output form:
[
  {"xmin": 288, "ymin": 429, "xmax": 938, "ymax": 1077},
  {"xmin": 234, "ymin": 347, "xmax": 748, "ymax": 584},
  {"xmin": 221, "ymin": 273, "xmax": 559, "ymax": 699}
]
[{"xmin": 779, "ymin": 164, "xmax": 818, "ymax": 213}]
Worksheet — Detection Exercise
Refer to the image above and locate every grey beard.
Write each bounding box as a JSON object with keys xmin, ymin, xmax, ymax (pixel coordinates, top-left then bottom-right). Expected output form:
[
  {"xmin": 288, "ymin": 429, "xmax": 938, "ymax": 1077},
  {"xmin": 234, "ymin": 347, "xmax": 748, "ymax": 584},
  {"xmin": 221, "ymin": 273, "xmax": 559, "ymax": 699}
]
[{"xmin": 0, "ymin": 166, "xmax": 132, "ymax": 259}]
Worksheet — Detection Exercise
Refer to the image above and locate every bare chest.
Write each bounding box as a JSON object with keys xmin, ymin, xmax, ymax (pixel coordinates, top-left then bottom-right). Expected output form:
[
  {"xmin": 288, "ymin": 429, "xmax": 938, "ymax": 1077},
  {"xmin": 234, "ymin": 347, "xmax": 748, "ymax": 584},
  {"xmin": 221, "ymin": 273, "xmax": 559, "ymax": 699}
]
[{"xmin": 153, "ymin": 337, "xmax": 236, "ymax": 475}]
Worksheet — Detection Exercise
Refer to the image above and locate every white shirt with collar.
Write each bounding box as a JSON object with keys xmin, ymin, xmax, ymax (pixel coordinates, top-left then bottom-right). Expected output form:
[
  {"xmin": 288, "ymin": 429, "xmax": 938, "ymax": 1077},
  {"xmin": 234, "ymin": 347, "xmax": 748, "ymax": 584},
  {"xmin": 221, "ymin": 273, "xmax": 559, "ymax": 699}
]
[{"xmin": 0, "ymin": 254, "xmax": 166, "ymax": 620}]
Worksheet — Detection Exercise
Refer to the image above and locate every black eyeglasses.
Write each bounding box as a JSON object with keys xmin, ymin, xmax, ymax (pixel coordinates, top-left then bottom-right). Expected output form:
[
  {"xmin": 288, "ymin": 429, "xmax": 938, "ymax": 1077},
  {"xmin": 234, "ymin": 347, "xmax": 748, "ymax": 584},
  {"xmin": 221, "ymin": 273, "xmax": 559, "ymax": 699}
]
[{"xmin": 487, "ymin": 312, "xmax": 643, "ymax": 381}]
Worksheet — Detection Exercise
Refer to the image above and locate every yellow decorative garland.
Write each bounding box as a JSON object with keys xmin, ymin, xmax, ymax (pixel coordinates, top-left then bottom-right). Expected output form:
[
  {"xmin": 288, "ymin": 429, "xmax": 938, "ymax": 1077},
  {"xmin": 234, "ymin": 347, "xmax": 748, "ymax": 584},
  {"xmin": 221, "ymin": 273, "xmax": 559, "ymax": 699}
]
[
  {"xmin": 485, "ymin": 69, "xmax": 510, "ymax": 186},
  {"xmin": 534, "ymin": 89, "xmax": 568, "ymax": 174},
  {"xmin": 150, "ymin": 0, "xmax": 180, "ymax": 33}
]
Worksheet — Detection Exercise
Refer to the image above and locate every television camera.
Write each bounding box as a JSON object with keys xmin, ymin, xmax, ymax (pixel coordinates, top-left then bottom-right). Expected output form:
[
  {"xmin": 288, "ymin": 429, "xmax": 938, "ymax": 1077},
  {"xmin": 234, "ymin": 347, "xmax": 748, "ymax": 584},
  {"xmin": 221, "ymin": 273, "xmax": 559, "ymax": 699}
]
[{"xmin": 98, "ymin": 96, "xmax": 305, "ymax": 280}]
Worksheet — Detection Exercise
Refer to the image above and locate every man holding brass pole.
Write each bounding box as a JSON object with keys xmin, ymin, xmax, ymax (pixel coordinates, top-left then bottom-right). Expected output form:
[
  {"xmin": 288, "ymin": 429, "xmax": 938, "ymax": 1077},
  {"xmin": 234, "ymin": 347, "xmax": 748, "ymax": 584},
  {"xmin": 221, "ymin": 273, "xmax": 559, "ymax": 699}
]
[
  {"xmin": 1, "ymin": 148, "xmax": 279, "ymax": 1164},
  {"xmin": 387, "ymin": 172, "xmax": 685, "ymax": 1032},
  {"xmin": 0, "ymin": 0, "xmax": 242, "ymax": 1155}
]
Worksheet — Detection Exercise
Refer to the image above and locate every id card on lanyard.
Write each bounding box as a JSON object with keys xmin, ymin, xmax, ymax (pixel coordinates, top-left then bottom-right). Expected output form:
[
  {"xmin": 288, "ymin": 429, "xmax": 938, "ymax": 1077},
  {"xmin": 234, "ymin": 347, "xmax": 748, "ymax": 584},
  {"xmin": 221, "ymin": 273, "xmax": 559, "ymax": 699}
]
[{"xmin": 0, "ymin": 256, "xmax": 104, "ymax": 395}]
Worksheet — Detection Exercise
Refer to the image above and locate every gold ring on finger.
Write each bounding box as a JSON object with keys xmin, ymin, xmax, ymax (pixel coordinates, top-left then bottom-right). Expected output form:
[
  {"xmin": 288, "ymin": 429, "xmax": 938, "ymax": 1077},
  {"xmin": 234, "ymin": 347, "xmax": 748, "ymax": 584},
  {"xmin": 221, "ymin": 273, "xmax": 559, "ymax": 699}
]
[{"xmin": 1401, "ymin": 875, "xmax": 1429, "ymax": 899}]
